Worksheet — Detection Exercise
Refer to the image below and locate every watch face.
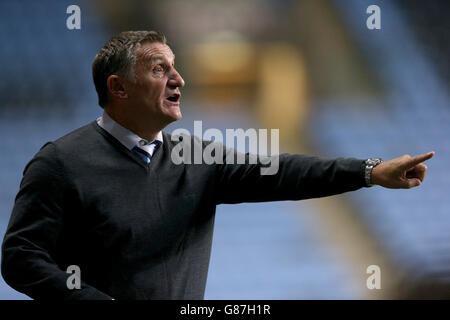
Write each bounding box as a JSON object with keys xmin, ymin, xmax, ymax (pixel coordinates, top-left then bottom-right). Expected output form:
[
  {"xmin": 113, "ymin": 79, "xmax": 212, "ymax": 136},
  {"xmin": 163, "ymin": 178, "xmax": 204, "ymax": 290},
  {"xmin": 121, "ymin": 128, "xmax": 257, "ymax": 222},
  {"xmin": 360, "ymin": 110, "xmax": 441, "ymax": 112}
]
[{"xmin": 367, "ymin": 158, "xmax": 382, "ymax": 166}]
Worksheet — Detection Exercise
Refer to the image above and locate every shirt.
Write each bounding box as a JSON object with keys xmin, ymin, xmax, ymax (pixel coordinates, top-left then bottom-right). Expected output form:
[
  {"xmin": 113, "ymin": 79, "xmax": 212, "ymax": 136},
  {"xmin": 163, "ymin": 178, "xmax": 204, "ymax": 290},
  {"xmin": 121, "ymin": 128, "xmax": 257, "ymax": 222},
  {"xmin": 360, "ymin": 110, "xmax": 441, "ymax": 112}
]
[{"xmin": 96, "ymin": 111, "xmax": 163, "ymax": 157}]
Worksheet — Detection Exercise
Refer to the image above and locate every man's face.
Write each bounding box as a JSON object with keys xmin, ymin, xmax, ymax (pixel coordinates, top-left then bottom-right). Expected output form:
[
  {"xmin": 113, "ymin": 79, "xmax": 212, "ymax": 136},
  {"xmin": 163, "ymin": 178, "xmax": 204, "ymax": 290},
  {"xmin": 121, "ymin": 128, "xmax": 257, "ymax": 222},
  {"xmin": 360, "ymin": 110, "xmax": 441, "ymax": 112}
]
[{"xmin": 127, "ymin": 41, "xmax": 185, "ymax": 125}]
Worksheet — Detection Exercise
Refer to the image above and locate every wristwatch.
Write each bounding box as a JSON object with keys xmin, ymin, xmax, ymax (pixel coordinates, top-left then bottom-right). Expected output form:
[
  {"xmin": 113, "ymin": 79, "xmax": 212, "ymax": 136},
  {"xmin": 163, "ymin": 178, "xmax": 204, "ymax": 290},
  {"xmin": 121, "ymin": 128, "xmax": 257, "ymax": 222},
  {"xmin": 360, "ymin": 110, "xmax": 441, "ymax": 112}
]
[{"xmin": 364, "ymin": 158, "xmax": 383, "ymax": 187}]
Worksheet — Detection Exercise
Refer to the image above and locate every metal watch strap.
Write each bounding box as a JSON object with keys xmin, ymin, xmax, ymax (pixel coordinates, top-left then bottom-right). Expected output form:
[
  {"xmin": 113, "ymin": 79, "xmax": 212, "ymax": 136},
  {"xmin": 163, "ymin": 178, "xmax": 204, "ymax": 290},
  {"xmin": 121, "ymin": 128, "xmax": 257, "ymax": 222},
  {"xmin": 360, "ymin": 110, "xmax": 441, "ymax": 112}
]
[{"xmin": 364, "ymin": 158, "xmax": 383, "ymax": 187}]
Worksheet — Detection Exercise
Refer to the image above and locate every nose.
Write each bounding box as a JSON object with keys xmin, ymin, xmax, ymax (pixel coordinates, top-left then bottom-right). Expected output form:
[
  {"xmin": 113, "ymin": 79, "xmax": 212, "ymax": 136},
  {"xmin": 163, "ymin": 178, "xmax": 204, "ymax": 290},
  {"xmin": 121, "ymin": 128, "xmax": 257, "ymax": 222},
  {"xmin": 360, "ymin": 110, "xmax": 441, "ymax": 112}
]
[{"xmin": 169, "ymin": 68, "xmax": 185, "ymax": 88}]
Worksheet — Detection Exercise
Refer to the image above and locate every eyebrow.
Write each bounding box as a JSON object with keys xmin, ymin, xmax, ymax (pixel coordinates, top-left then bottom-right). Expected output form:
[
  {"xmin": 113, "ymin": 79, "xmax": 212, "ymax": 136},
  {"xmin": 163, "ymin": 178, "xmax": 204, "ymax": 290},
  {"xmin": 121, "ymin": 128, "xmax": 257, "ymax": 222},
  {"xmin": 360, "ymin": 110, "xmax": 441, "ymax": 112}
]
[{"xmin": 148, "ymin": 54, "xmax": 175, "ymax": 65}]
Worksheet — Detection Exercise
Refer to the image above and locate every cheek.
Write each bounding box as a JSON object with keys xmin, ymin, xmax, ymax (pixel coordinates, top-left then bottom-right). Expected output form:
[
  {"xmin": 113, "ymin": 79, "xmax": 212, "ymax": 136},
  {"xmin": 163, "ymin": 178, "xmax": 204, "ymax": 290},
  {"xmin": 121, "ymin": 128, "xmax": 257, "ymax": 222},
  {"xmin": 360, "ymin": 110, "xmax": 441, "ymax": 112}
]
[
  {"xmin": 134, "ymin": 82, "xmax": 164, "ymax": 103},
  {"xmin": 143, "ymin": 78, "xmax": 165, "ymax": 97}
]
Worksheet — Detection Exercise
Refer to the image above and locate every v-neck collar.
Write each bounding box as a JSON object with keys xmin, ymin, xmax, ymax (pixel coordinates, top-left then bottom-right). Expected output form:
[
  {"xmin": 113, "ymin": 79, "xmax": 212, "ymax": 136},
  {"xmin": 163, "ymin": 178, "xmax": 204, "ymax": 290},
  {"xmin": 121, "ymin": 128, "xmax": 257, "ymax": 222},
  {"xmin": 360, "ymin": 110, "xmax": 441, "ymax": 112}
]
[
  {"xmin": 92, "ymin": 121, "xmax": 164, "ymax": 171},
  {"xmin": 96, "ymin": 111, "xmax": 163, "ymax": 152}
]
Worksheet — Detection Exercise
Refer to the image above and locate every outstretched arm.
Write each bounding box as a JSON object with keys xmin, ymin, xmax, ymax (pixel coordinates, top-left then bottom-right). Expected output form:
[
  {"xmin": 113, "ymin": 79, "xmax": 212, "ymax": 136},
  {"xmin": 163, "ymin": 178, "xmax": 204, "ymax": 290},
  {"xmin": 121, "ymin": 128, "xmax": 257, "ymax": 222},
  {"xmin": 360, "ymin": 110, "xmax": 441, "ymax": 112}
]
[
  {"xmin": 214, "ymin": 151, "xmax": 367, "ymax": 204},
  {"xmin": 214, "ymin": 146, "xmax": 434, "ymax": 204}
]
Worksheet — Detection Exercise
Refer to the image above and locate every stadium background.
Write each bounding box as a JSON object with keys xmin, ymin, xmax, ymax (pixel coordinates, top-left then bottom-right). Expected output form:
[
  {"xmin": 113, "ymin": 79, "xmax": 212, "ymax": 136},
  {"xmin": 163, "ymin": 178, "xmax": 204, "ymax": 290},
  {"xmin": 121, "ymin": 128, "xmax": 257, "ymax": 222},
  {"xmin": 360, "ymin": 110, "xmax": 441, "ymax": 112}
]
[{"xmin": 0, "ymin": 0, "xmax": 448, "ymax": 299}]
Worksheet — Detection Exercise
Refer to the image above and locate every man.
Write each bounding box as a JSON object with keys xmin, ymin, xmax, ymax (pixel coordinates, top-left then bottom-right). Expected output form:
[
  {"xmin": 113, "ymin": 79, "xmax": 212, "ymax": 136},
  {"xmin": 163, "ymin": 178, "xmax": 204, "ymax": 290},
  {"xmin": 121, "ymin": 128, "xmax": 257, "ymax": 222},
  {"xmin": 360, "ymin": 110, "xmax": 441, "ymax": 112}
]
[{"xmin": 1, "ymin": 31, "xmax": 434, "ymax": 300}]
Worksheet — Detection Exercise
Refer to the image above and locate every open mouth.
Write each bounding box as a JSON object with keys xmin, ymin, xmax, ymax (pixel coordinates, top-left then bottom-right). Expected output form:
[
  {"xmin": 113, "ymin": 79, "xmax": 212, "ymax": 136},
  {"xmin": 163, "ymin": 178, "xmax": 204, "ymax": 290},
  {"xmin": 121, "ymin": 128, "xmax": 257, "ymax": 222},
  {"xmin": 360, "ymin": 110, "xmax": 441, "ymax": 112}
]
[{"xmin": 166, "ymin": 93, "xmax": 181, "ymax": 103}]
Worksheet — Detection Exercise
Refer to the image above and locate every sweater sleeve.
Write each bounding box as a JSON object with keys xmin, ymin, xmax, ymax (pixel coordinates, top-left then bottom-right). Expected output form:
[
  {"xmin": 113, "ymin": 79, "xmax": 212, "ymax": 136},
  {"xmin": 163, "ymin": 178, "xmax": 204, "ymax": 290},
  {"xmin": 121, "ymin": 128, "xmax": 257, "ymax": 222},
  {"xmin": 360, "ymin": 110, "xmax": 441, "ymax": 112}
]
[
  {"xmin": 1, "ymin": 143, "xmax": 113, "ymax": 300},
  {"xmin": 214, "ymin": 148, "xmax": 367, "ymax": 205}
]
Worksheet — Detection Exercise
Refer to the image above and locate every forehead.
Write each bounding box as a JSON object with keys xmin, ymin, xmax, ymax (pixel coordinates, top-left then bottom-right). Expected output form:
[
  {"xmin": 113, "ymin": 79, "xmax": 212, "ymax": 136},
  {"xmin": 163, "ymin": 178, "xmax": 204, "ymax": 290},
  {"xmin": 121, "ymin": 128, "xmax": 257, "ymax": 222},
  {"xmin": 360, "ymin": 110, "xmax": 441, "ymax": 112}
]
[{"xmin": 137, "ymin": 42, "xmax": 175, "ymax": 63}]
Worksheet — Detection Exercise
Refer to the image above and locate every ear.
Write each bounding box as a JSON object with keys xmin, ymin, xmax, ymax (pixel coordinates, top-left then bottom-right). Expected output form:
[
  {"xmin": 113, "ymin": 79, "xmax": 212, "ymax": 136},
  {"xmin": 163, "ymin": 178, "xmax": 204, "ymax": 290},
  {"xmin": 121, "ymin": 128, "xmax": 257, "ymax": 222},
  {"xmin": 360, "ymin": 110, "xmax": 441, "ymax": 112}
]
[{"xmin": 106, "ymin": 75, "xmax": 129, "ymax": 100}]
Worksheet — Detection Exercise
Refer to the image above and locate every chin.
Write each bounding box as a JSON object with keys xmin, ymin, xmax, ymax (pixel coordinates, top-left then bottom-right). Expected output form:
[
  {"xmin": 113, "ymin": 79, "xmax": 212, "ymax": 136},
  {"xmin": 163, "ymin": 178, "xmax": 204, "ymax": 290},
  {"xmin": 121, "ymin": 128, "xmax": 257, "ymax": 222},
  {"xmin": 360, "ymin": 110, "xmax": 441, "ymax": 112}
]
[
  {"xmin": 163, "ymin": 107, "xmax": 182, "ymax": 123},
  {"xmin": 160, "ymin": 100, "xmax": 182, "ymax": 123}
]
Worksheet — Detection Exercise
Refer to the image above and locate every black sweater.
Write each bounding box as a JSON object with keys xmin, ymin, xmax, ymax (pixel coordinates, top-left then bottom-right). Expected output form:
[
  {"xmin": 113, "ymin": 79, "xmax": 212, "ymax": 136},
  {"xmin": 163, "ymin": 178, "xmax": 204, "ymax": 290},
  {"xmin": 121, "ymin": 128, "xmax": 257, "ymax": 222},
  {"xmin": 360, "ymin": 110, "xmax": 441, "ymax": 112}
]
[{"xmin": 1, "ymin": 121, "xmax": 367, "ymax": 300}]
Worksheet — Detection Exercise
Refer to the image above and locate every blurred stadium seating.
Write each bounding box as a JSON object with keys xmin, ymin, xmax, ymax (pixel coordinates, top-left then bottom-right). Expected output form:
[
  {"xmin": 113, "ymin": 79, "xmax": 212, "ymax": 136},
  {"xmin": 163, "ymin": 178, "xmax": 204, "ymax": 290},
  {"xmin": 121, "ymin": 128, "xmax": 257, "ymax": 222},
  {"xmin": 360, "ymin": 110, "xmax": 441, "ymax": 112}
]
[{"xmin": 310, "ymin": 0, "xmax": 450, "ymax": 297}]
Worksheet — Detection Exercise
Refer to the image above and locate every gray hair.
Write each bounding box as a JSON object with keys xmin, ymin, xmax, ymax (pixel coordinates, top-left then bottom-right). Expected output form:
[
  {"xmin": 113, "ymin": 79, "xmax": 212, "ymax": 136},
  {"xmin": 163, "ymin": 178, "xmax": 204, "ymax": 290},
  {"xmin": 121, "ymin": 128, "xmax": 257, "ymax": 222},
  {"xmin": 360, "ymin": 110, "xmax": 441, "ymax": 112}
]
[{"xmin": 92, "ymin": 31, "xmax": 167, "ymax": 108}]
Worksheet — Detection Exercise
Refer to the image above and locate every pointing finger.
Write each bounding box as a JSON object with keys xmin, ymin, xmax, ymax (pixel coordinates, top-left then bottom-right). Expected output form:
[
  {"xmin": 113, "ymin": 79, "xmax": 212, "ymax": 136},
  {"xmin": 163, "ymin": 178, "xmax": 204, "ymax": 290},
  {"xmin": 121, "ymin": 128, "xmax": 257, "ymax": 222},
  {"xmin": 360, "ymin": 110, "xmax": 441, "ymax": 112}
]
[{"xmin": 402, "ymin": 151, "xmax": 434, "ymax": 169}]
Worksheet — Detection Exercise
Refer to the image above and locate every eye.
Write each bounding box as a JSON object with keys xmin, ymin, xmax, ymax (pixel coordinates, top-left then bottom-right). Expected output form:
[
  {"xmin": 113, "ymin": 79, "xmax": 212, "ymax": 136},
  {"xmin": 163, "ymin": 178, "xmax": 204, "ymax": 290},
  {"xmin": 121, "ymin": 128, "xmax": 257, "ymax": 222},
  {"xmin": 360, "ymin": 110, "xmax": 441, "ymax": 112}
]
[{"xmin": 153, "ymin": 65, "xmax": 164, "ymax": 73}]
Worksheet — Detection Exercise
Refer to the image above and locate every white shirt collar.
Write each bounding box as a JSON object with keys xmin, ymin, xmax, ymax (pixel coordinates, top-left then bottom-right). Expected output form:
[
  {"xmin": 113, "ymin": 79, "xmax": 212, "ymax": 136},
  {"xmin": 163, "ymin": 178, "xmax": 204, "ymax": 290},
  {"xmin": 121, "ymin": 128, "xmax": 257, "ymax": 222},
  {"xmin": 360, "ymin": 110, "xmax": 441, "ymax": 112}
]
[{"xmin": 96, "ymin": 111, "xmax": 163, "ymax": 153}]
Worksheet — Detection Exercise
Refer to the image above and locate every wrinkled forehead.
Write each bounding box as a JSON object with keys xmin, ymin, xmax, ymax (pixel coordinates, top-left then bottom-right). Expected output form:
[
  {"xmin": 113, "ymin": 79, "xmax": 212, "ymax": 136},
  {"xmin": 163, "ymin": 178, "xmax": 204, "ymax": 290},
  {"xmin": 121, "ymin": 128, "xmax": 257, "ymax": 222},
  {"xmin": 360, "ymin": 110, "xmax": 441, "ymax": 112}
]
[{"xmin": 136, "ymin": 42, "xmax": 175, "ymax": 64}]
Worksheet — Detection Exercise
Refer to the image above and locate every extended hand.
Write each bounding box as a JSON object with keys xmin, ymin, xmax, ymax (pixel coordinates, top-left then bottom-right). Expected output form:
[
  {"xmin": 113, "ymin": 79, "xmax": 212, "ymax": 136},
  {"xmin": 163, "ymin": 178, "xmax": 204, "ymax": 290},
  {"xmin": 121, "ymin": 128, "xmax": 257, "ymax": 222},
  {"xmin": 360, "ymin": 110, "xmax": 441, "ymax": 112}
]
[{"xmin": 371, "ymin": 151, "xmax": 434, "ymax": 189}]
